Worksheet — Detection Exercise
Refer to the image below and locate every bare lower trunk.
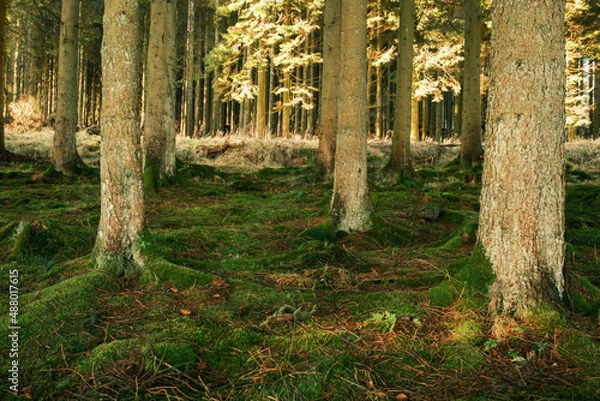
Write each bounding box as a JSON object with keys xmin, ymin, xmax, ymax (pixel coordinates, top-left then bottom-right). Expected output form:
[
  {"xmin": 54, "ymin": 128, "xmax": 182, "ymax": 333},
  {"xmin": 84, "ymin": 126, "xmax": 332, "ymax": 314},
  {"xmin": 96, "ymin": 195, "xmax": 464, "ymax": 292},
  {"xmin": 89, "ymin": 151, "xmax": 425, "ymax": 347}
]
[
  {"xmin": 316, "ymin": 0, "xmax": 341, "ymax": 176},
  {"xmin": 330, "ymin": 0, "xmax": 372, "ymax": 234},
  {"xmin": 387, "ymin": 0, "xmax": 415, "ymax": 174},
  {"xmin": 95, "ymin": 0, "xmax": 145, "ymax": 273},
  {"xmin": 479, "ymin": 0, "xmax": 566, "ymax": 317},
  {"xmin": 53, "ymin": 0, "xmax": 83, "ymax": 173},
  {"xmin": 460, "ymin": 0, "xmax": 483, "ymax": 165},
  {"xmin": 144, "ymin": 0, "xmax": 177, "ymax": 189}
]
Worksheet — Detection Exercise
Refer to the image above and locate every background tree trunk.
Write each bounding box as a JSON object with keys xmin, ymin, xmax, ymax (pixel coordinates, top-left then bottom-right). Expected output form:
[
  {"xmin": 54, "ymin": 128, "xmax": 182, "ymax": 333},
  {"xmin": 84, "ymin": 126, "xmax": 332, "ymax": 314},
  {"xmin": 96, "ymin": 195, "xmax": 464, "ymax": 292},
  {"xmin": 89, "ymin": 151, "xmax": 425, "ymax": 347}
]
[
  {"xmin": 316, "ymin": 0, "xmax": 341, "ymax": 176},
  {"xmin": 0, "ymin": 0, "xmax": 6, "ymax": 158},
  {"xmin": 144, "ymin": 0, "xmax": 177, "ymax": 191},
  {"xmin": 387, "ymin": 0, "xmax": 415, "ymax": 175},
  {"xmin": 593, "ymin": 61, "xmax": 599, "ymax": 138},
  {"xmin": 182, "ymin": 0, "xmax": 195, "ymax": 138},
  {"xmin": 256, "ymin": 66, "xmax": 267, "ymax": 138},
  {"xmin": 330, "ymin": 0, "xmax": 372, "ymax": 234},
  {"xmin": 479, "ymin": 0, "xmax": 566, "ymax": 317},
  {"xmin": 95, "ymin": 0, "xmax": 145, "ymax": 273},
  {"xmin": 460, "ymin": 0, "xmax": 483, "ymax": 164},
  {"xmin": 53, "ymin": 0, "xmax": 83, "ymax": 173}
]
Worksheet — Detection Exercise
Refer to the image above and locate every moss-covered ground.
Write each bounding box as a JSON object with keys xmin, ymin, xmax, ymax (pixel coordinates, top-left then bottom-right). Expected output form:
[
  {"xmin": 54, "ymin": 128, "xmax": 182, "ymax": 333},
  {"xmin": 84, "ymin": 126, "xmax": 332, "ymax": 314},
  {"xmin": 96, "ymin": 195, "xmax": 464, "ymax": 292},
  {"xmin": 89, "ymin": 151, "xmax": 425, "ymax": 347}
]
[{"xmin": 1, "ymin": 137, "xmax": 599, "ymax": 400}]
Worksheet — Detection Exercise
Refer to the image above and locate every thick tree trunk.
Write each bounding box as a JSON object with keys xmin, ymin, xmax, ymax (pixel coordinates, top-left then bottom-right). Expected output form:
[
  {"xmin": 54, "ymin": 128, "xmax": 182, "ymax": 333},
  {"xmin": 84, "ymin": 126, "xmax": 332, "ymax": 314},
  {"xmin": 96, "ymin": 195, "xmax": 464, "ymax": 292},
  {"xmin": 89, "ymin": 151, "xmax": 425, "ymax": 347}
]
[
  {"xmin": 95, "ymin": 0, "xmax": 145, "ymax": 273},
  {"xmin": 144, "ymin": 0, "xmax": 177, "ymax": 190},
  {"xmin": 479, "ymin": 0, "xmax": 566, "ymax": 317},
  {"xmin": 316, "ymin": 0, "xmax": 341, "ymax": 176},
  {"xmin": 387, "ymin": 0, "xmax": 415, "ymax": 174},
  {"xmin": 53, "ymin": 0, "xmax": 84, "ymax": 173},
  {"xmin": 330, "ymin": 0, "xmax": 372, "ymax": 234}
]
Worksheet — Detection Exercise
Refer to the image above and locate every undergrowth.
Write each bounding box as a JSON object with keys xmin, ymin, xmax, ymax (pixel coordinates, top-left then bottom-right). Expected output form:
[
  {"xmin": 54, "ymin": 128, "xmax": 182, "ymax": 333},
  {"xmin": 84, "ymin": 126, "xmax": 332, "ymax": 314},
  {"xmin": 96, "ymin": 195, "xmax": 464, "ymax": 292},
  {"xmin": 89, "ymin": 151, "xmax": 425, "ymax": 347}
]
[{"xmin": 0, "ymin": 136, "xmax": 599, "ymax": 400}]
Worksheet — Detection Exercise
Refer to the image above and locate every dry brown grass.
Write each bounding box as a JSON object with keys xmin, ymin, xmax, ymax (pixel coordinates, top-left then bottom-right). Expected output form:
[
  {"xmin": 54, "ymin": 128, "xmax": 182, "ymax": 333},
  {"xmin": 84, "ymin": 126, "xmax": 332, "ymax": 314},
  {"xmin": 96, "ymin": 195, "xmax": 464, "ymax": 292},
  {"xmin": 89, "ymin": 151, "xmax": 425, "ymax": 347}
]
[
  {"xmin": 4, "ymin": 129, "xmax": 600, "ymax": 176},
  {"xmin": 7, "ymin": 95, "xmax": 45, "ymax": 134}
]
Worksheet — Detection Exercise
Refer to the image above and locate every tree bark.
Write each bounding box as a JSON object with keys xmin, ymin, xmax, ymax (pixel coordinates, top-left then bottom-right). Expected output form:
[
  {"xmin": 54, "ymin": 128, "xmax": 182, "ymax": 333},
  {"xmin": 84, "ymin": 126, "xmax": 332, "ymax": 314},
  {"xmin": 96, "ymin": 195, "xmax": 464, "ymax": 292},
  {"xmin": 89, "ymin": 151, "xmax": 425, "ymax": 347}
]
[
  {"xmin": 479, "ymin": 0, "xmax": 566, "ymax": 317},
  {"xmin": 330, "ymin": 0, "xmax": 372, "ymax": 234},
  {"xmin": 256, "ymin": 66, "xmax": 267, "ymax": 138},
  {"xmin": 410, "ymin": 95, "xmax": 419, "ymax": 142},
  {"xmin": 387, "ymin": 0, "xmax": 415, "ymax": 175},
  {"xmin": 95, "ymin": 0, "xmax": 145, "ymax": 273},
  {"xmin": 53, "ymin": 0, "xmax": 84, "ymax": 174},
  {"xmin": 144, "ymin": 0, "xmax": 177, "ymax": 191},
  {"xmin": 460, "ymin": 0, "xmax": 483, "ymax": 166},
  {"xmin": 281, "ymin": 69, "xmax": 291, "ymax": 138},
  {"xmin": 316, "ymin": 0, "xmax": 341, "ymax": 176},
  {"xmin": 182, "ymin": 0, "xmax": 195, "ymax": 138},
  {"xmin": 594, "ymin": 61, "xmax": 599, "ymax": 139},
  {"xmin": 0, "ymin": 0, "xmax": 6, "ymax": 158}
]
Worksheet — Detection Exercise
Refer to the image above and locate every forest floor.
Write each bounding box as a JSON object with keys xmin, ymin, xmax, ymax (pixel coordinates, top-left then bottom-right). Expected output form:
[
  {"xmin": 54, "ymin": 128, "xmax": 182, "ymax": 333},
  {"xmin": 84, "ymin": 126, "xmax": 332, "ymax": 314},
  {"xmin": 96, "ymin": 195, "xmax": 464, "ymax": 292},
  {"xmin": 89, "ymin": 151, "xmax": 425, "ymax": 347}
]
[{"xmin": 1, "ymin": 130, "xmax": 600, "ymax": 400}]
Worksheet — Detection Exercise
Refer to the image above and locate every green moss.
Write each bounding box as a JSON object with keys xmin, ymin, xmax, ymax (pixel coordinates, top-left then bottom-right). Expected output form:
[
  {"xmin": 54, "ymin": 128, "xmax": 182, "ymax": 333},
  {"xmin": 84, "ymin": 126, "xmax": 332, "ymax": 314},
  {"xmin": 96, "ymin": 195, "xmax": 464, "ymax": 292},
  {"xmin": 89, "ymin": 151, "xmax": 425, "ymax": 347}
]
[
  {"xmin": 141, "ymin": 257, "xmax": 217, "ymax": 289},
  {"xmin": 0, "ymin": 271, "xmax": 118, "ymax": 390},
  {"xmin": 284, "ymin": 239, "xmax": 345, "ymax": 269},
  {"xmin": 79, "ymin": 338, "xmax": 146, "ymax": 372},
  {"xmin": 566, "ymin": 273, "xmax": 600, "ymax": 316},
  {"xmin": 0, "ymin": 221, "xmax": 18, "ymax": 243},
  {"xmin": 444, "ymin": 210, "xmax": 467, "ymax": 225},
  {"xmin": 561, "ymin": 332, "xmax": 600, "ymax": 366},
  {"xmin": 178, "ymin": 163, "xmax": 217, "ymax": 180},
  {"xmin": 346, "ymin": 291, "xmax": 425, "ymax": 317},
  {"xmin": 143, "ymin": 163, "xmax": 159, "ymax": 198},
  {"xmin": 438, "ymin": 215, "xmax": 478, "ymax": 250},
  {"xmin": 451, "ymin": 319, "xmax": 485, "ymax": 344},
  {"xmin": 143, "ymin": 342, "xmax": 197, "ymax": 371},
  {"xmin": 453, "ymin": 245, "xmax": 495, "ymax": 294},
  {"xmin": 369, "ymin": 214, "xmax": 411, "ymax": 246},
  {"xmin": 297, "ymin": 218, "xmax": 335, "ymax": 242},
  {"xmin": 429, "ymin": 281, "xmax": 459, "ymax": 307},
  {"xmin": 442, "ymin": 343, "xmax": 485, "ymax": 371},
  {"xmin": 524, "ymin": 304, "xmax": 566, "ymax": 331},
  {"xmin": 429, "ymin": 245, "xmax": 495, "ymax": 307},
  {"xmin": 9, "ymin": 220, "xmax": 31, "ymax": 260}
]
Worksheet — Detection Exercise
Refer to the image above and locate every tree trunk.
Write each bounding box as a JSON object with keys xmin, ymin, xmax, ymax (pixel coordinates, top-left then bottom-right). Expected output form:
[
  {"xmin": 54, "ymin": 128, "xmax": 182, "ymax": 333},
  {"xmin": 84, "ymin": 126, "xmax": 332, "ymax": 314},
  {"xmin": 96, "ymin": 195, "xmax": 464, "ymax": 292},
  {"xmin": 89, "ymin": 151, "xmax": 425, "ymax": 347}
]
[
  {"xmin": 144, "ymin": 0, "xmax": 177, "ymax": 192},
  {"xmin": 281, "ymin": 69, "xmax": 291, "ymax": 138},
  {"xmin": 256, "ymin": 66, "xmax": 267, "ymax": 138},
  {"xmin": 387, "ymin": 0, "xmax": 415, "ymax": 175},
  {"xmin": 0, "ymin": 0, "xmax": 6, "ymax": 158},
  {"xmin": 594, "ymin": 61, "xmax": 599, "ymax": 138},
  {"xmin": 330, "ymin": 0, "xmax": 372, "ymax": 234},
  {"xmin": 316, "ymin": 0, "xmax": 341, "ymax": 176},
  {"xmin": 95, "ymin": 0, "xmax": 145, "ymax": 274},
  {"xmin": 182, "ymin": 0, "xmax": 195, "ymax": 138},
  {"xmin": 460, "ymin": 0, "xmax": 483, "ymax": 163},
  {"xmin": 479, "ymin": 0, "xmax": 566, "ymax": 317},
  {"xmin": 455, "ymin": 90, "xmax": 463, "ymax": 138},
  {"xmin": 434, "ymin": 100, "xmax": 442, "ymax": 142},
  {"xmin": 211, "ymin": 1, "xmax": 223, "ymax": 135},
  {"xmin": 410, "ymin": 95, "xmax": 419, "ymax": 142},
  {"xmin": 53, "ymin": 0, "xmax": 84, "ymax": 174},
  {"xmin": 375, "ymin": 65, "xmax": 383, "ymax": 138}
]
